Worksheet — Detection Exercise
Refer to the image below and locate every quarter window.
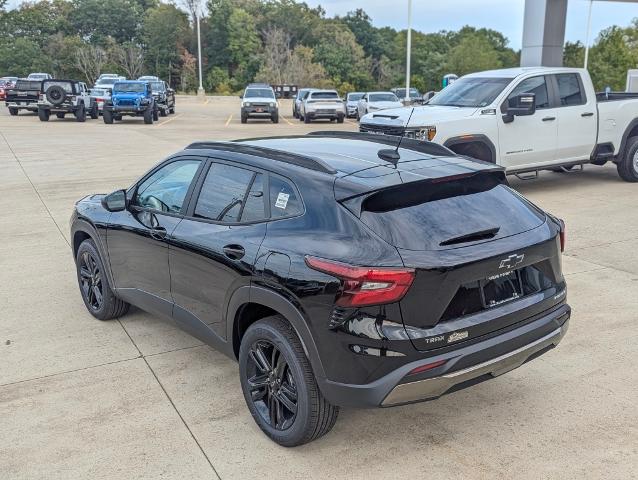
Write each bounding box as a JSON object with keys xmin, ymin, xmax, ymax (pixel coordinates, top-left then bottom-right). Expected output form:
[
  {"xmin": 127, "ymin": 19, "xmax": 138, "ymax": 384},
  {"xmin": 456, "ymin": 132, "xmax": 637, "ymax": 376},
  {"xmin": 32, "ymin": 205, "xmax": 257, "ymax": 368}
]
[
  {"xmin": 555, "ymin": 73, "xmax": 585, "ymax": 106},
  {"xmin": 194, "ymin": 163, "xmax": 257, "ymax": 223},
  {"xmin": 134, "ymin": 160, "xmax": 200, "ymax": 213},
  {"xmin": 507, "ymin": 76, "xmax": 550, "ymax": 110},
  {"xmin": 269, "ymin": 176, "xmax": 302, "ymax": 219}
]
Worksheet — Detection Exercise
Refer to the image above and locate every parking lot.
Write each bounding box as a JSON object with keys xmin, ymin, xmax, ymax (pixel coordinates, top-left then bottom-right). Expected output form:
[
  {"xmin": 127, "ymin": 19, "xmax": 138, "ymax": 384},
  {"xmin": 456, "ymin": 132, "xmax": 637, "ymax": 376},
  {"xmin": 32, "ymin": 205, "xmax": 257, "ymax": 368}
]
[{"xmin": 1, "ymin": 95, "xmax": 637, "ymax": 479}]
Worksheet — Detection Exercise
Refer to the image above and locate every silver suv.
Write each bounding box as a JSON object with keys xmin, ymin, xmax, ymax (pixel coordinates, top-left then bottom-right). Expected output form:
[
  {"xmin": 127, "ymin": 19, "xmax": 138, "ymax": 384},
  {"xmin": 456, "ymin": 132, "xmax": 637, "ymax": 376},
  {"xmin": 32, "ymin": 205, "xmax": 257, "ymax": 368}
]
[
  {"xmin": 240, "ymin": 83, "xmax": 279, "ymax": 123},
  {"xmin": 299, "ymin": 90, "xmax": 345, "ymax": 123}
]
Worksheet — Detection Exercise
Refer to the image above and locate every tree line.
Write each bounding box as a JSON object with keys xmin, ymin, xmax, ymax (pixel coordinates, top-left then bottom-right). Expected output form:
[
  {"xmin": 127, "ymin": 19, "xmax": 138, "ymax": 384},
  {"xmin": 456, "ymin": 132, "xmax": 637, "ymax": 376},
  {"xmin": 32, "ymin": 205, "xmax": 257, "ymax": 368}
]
[{"xmin": 0, "ymin": 0, "xmax": 636, "ymax": 93}]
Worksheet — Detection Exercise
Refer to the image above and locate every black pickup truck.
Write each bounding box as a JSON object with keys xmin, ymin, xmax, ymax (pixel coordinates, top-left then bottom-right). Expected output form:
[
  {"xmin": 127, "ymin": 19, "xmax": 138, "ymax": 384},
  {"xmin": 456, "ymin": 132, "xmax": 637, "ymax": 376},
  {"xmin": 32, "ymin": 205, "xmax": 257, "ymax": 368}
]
[{"xmin": 5, "ymin": 79, "xmax": 41, "ymax": 115}]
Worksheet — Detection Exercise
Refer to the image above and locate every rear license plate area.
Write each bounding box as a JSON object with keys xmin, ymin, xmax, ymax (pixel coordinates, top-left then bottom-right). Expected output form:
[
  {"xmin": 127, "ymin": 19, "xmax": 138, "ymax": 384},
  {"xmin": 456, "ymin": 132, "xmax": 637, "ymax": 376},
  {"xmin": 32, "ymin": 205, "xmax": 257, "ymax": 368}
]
[{"xmin": 481, "ymin": 270, "xmax": 523, "ymax": 308}]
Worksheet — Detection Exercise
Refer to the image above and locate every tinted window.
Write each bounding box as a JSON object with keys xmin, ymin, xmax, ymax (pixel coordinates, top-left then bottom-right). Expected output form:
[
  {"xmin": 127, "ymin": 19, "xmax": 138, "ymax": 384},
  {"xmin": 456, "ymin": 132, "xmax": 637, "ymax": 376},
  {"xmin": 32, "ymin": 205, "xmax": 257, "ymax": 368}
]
[
  {"xmin": 369, "ymin": 93, "xmax": 399, "ymax": 102},
  {"xmin": 241, "ymin": 174, "xmax": 266, "ymax": 222},
  {"xmin": 347, "ymin": 93, "xmax": 364, "ymax": 101},
  {"xmin": 429, "ymin": 77, "xmax": 512, "ymax": 107},
  {"xmin": 269, "ymin": 176, "xmax": 302, "ymax": 219},
  {"xmin": 356, "ymin": 182, "xmax": 544, "ymax": 251},
  {"xmin": 244, "ymin": 88, "xmax": 275, "ymax": 98},
  {"xmin": 194, "ymin": 163, "xmax": 254, "ymax": 223},
  {"xmin": 15, "ymin": 80, "xmax": 41, "ymax": 90},
  {"xmin": 556, "ymin": 73, "xmax": 585, "ymax": 106},
  {"xmin": 134, "ymin": 160, "xmax": 200, "ymax": 213},
  {"xmin": 114, "ymin": 83, "xmax": 145, "ymax": 93},
  {"xmin": 508, "ymin": 76, "xmax": 550, "ymax": 109},
  {"xmin": 310, "ymin": 92, "xmax": 339, "ymax": 100}
]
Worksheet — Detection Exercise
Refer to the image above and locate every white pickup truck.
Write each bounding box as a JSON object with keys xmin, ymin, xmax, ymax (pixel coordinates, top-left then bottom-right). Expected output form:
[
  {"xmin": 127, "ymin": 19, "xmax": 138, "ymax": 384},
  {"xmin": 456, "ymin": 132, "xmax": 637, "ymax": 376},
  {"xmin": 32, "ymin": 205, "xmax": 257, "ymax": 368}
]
[{"xmin": 360, "ymin": 67, "xmax": 638, "ymax": 182}]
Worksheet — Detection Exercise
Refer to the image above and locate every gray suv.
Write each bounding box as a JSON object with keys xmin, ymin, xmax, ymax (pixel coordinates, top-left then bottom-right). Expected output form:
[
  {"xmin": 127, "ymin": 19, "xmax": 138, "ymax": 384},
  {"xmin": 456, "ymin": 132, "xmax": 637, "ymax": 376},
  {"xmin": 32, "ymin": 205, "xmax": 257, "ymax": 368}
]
[{"xmin": 240, "ymin": 83, "xmax": 279, "ymax": 123}]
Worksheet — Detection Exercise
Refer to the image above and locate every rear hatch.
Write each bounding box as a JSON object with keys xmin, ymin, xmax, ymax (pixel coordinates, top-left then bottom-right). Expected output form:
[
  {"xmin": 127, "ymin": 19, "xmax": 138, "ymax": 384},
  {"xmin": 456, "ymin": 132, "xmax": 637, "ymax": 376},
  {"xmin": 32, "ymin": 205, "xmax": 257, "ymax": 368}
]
[
  {"xmin": 339, "ymin": 169, "xmax": 564, "ymax": 351},
  {"xmin": 6, "ymin": 80, "xmax": 41, "ymax": 103}
]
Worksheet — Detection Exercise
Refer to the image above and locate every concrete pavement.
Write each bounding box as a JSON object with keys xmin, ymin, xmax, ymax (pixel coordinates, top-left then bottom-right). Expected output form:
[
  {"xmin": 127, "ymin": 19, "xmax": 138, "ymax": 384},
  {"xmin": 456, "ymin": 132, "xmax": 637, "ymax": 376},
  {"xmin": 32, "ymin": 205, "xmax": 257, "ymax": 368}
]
[{"xmin": 1, "ymin": 96, "xmax": 636, "ymax": 479}]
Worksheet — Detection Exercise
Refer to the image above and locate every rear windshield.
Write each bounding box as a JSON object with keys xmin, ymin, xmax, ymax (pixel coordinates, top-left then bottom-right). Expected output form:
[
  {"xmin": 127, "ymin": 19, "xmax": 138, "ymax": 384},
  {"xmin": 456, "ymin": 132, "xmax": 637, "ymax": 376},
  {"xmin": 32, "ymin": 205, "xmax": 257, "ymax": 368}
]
[
  {"xmin": 15, "ymin": 80, "xmax": 41, "ymax": 90},
  {"xmin": 91, "ymin": 89, "xmax": 107, "ymax": 96},
  {"xmin": 43, "ymin": 81, "xmax": 74, "ymax": 93},
  {"xmin": 114, "ymin": 83, "xmax": 145, "ymax": 93},
  {"xmin": 96, "ymin": 78, "xmax": 117, "ymax": 86},
  {"xmin": 356, "ymin": 180, "xmax": 544, "ymax": 250},
  {"xmin": 310, "ymin": 92, "xmax": 339, "ymax": 100},
  {"xmin": 151, "ymin": 81, "xmax": 165, "ymax": 91},
  {"xmin": 347, "ymin": 93, "xmax": 364, "ymax": 101},
  {"xmin": 369, "ymin": 93, "xmax": 399, "ymax": 102}
]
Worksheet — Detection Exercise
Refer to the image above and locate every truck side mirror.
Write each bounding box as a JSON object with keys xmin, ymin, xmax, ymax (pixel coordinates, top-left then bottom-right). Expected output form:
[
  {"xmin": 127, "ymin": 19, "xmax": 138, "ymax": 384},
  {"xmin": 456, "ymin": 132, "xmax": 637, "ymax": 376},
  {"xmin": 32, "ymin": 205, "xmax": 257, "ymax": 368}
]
[
  {"xmin": 102, "ymin": 189, "xmax": 127, "ymax": 212},
  {"xmin": 503, "ymin": 93, "xmax": 536, "ymax": 123}
]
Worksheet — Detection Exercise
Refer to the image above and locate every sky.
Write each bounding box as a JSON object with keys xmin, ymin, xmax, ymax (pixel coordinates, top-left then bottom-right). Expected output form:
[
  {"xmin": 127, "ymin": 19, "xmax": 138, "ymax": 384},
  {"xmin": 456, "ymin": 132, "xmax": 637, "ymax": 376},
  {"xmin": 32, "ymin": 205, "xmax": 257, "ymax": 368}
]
[{"xmin": 304, "ymin": 0, "xmax": 638, "ymax": 50}]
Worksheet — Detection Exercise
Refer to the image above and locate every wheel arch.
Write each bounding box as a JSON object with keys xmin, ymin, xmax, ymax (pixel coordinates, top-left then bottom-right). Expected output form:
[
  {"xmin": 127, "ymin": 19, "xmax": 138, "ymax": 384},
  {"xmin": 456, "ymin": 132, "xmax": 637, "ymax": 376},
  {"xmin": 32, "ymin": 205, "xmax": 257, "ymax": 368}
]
[
  {"xmin": 226, "ymin": 285, "xmax": 327, "ymax": 379},
  {"xmin": 71, "ymin": 219, "xmax": 116, "ymax": 287},
  {"xmin": 444, "ymin": 134, "xmax": 496, "ymax": 163},
  {"xmin": 617, "ymin": 118, "xmax": 638, "ymax": 160}
]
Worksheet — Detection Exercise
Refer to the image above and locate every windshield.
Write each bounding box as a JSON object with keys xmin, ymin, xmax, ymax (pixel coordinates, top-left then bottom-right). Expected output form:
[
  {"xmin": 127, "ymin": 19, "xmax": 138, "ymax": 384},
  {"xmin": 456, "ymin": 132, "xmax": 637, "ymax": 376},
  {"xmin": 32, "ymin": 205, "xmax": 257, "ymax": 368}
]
[
  {"xmin": 395, "ymin": 88, "xmax": 420, "ymax": 98},
  {"xmin": 347, "ymin": 93, "xmax": 364, "ymax": 101},
  {"xmin": 310, "ymin": 91, "xmax": 339, "ymax": 100},
  {"xmin": 15, "ymin": 80, "xmax": 41, "ymax": 90},
  {"xmin": 91, "ymin": 89, "xmax": 107, "ymax": 96},
  {"xmin": 96, "ymin": 78, "xmax": 117, "ymax": 86},
  {"xmin": 369, "ymin": 93, "xmax": 399, "ymax": 102},
  {"xmin": 244, "ymin": 88, "xmax": 274, "ymax": 98},
  {"xmin": 114, "ymin": 83, "xmax": 145, "ymax": 93},
  {"xmin": 429, "ymin": 77, "xmax": 512, "ymax": 107},
  {"xmin": 151, "ymin": 82, "xmax": 165, "ymax": 91}
]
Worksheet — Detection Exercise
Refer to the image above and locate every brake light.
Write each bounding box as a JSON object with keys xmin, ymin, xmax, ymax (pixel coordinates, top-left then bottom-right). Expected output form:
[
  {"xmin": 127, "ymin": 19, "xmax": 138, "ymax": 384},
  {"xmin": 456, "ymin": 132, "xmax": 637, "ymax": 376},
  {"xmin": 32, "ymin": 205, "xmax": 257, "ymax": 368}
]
[
  {"xmin": 304, "ymin": 256, "xmax": 415, "ymax": 307},
  {"xmin": 558, "ymin": 219, "xmax": 566, "ymax": 252}
]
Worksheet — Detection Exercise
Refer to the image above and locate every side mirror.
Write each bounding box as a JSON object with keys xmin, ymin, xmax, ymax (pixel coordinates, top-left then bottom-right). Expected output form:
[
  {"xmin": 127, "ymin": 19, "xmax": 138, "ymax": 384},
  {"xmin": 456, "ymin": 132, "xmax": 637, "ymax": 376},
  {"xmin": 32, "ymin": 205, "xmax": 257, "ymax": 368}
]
[
  {"xmin": 238, "ymin": 95, "xmax": 243, "ymax": 99},
  {"xmin": 503, "ymin": 93, "xmax": 536, "ymax": 123},
  {"xmin": 101, "ymin": 189, "xmax": 127, "ymax": 212}
]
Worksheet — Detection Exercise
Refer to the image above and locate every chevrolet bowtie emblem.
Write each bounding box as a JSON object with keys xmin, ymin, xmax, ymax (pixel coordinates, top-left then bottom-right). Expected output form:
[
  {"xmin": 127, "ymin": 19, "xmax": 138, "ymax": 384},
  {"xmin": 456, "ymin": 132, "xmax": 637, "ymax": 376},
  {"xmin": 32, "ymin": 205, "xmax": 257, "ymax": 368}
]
[{"xmin": 499, "ymin": 254, "xmax": 524, "ymax": 270}]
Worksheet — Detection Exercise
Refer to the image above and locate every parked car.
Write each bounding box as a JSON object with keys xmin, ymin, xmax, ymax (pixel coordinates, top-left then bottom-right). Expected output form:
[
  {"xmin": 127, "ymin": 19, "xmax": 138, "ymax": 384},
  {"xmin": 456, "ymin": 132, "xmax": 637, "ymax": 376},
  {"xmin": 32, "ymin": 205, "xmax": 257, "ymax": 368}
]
[
  {"xmin": 345, "ymin": 92, "xmax": 364, "ymax": 118},
  {"xmin": 272, "ymin": 84, "xmax": 297, "ymax": 99},
  {"xmin": 98, "ymin": 73, "xmax": 121, "ymax": 80},
  {"xmin": 392, "ymin": 87, "xmax": 423, "ymax": 105},
  {"xmin": 356, "ymin": 92, "xmax": 403, "ymax": 120},
  {"xmin": 37, "ymin": 79, "xmax": 97, "ymax": 122},
  {"xmin": 300, "ymin": 89, "xmax": 345, "ymax": 123},
  {"xmin": 70, "ymin": 132, "xmax": 569, "ymax": 447},
  {"xmin": 93, "ymin": 76, "xmax": 126, "ymax": 93},
  {"xmin": 27, "ymin": 73, "xmax": 52, "ymax": 81},
  {"xmin": 240, "ymin": 83, "xmax": 278, "ymax": 123},
  {"xmin": 138, "ymin": 75, "xmax": 160, "ymax": 82},
  {"xmin": 0, "ymin": 77, "xmax": 18, "ymax": 101},
  {"xmin": 103, "ymin": 80, "xmax": 158, "ymax": 124},
  {"xmin": 150, "ymin": 80, "xmax": 175, "ymax": 116},
  {"xmin": 89, "ymin": 87, "xmax": 111, "ymax": 114},
  {"xmin": 4, "ymin": 78, "xmax": 42, "ymax": 115},
  {"xmin": 360, "ymin": 67, "xmax": 638, "ymax": 182},
  {"xmin": 292, "ymin": 88, "xmax": 315, "ymax": 118}
]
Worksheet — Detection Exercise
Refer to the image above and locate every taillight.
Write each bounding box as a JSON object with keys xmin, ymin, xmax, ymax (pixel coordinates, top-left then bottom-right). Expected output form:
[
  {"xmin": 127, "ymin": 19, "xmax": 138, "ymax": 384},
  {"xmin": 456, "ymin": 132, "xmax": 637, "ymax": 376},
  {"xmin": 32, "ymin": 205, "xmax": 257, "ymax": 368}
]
[
  {"xmin": 558, "ymin": 219, "xmax": 566, "ymax": 252},
  {"xmin": 304, "ymin": 256, "xmax": 415, "ymax": 307},
  {"xmin": 408, "ymin": 359, "xmax": 447, "ymax": 375}
]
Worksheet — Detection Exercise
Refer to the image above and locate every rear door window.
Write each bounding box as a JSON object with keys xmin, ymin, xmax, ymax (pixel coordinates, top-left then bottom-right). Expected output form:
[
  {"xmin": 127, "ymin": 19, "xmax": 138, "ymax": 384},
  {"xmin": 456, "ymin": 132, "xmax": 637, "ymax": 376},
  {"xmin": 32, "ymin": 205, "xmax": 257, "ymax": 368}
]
[
  {"xmin": 269, "ymin": 176, "xmax": 302, "ymax": 219},
  {"xmin": 355, "ymin": 180, "xmax": 545, "ymax": 251},
  {"xmin": 555, "ymin": 73, "xmax": 585, "ymax": 106}
]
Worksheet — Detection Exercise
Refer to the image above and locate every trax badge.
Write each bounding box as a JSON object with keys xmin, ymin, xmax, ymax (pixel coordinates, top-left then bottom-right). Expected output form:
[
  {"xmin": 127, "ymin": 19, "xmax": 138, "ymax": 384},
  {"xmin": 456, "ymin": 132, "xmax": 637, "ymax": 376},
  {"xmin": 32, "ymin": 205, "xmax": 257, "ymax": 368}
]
[
  {"xmin": 447, "ymin": 331, "xmax": 469, "ymax": 343},
  {"xmin": 499, "ymin": 253, "xmax": 524, "ymax": 270}
]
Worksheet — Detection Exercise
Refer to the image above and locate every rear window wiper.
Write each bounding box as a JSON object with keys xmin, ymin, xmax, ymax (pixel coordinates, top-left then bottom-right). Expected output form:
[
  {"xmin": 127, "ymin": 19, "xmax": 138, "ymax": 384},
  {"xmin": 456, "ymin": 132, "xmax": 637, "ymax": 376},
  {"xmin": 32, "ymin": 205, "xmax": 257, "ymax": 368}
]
[{"xmin": 439, "ymin": 227, "xmax": 500, "ymax": 246}]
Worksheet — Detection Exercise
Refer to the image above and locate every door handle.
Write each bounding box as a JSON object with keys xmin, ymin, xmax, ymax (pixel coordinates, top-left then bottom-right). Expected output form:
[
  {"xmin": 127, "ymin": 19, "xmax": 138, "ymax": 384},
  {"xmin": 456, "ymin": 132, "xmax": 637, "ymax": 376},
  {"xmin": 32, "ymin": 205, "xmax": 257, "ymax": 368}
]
[
  {"xmin": 581, "ymin": 112, "xmax": 594, "ymax": 117},
  {"xmin": 542, "ymin": 116, "xmax": 556, "ymax": 122},
  {"xmin": 223, "ymin": 244, "xmax": 245, "ymax": 260},
  {"xmin": 150, "ymin": 226, "xmax": 167, "ymax": 240}
]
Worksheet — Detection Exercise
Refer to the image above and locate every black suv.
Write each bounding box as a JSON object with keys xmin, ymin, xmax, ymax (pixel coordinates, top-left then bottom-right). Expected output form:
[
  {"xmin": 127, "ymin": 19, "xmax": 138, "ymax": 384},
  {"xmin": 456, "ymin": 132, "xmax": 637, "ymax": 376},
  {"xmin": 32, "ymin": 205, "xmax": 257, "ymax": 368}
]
[{"xmin": 70, "ymin": 132, "xmax": 570, "ymax": 447}]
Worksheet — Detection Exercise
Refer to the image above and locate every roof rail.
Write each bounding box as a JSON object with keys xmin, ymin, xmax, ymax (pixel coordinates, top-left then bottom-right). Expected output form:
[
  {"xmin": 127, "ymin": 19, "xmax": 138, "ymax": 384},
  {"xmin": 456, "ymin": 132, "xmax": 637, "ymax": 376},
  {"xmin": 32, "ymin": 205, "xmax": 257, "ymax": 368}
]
[
  {"xmin": 306, "ymin": 131, "xmax": 454, "ymax": 157},
  {"xmin": 184, "ymin": 141, "xmax": 337, "ymax": 174}
]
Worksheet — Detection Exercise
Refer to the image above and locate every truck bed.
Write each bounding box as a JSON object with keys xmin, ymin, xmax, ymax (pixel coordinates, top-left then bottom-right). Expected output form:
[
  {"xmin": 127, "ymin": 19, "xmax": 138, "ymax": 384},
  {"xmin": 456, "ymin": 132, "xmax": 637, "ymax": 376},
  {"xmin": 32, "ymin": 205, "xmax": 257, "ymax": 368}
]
[{"xmin": 596, "ymin": 91, "xmax": 638, "ymax": 102}]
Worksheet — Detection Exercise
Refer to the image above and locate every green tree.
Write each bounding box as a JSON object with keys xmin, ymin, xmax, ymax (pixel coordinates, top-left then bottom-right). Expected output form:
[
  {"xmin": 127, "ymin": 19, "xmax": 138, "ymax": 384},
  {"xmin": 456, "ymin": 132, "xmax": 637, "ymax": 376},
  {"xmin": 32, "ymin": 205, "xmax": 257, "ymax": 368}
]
[
  {"xmin": 563, "ymin": 41, "xmax": 585, "ymax": 68},
  {"xmin": 226, "ymin": 8, "xmax": 260, "ymax": 87},
  {"xmin": 588, "ymin": 25, "xmax": 638, "ymax": 90},
  {"xmin": 0, "ymin": 38, "xmax": 51, "ymax": 76},
  {"xmin": 445, "ymin": 33, "xmax": 503, "ymax": 77},
  {"xmin": 70, "ymin": 0, "xmax": 142, "ymax": 44},
  {"xmin": 143, "ymin": 4, "xmax": 189, "ymax": 80}
]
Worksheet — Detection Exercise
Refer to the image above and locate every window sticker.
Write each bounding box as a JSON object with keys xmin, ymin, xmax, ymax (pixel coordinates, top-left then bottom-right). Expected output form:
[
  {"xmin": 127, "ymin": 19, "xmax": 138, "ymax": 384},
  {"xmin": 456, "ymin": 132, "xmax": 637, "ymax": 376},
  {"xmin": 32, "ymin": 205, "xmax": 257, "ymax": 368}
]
[{"xmin": 274, "ymin": 192, "xmax": 290, "ymax": 209}]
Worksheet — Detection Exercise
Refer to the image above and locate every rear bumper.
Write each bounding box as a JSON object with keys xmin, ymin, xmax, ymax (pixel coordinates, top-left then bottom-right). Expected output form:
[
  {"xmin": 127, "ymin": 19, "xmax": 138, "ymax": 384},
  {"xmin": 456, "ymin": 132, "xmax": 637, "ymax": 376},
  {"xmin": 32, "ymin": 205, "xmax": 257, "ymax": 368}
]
[
  {"xmin": 318, "ymin": 303, "xmax": 570, "ymax": 408},
  {"xmin": 306, "ymin": 111, "xmax": 344, "ymax": 119}
]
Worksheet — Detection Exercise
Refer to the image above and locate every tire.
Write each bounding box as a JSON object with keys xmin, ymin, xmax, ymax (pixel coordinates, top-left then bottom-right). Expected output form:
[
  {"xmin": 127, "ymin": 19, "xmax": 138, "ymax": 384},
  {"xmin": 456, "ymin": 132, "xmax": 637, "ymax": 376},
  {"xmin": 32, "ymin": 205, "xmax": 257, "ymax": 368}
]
[
  {"xmin": 272, "ymin": 113, "xmax": 279, "ymax": 124},
  {"xmin": 75, "ymin": 239, "xmax": 129, "ymax": 321},
  {"xmin": 169, "ymin": 106, "xmax": 175, "ymax": 114},
  {"xmin": 56, "ymin": 112, "xmax": 65, "ymax": 119},
  {"xmin": 114, "ymin": 114, "xmax": 123, "ymax": 121},
  {"xmin": 337, "ymin": 115, "xmax": 344, "ymax": 124},
  {"xmin": 241, "ymin": 114, "xmax": 247, "ymax": 124},
  {"xmin": 239, "ymin": 315, "xmax": 339, "ymax": 447},
  {"xmin": 90, "ymin": 103, "xmax": 98, "ymax": 119},
  {"xmin": 304, "ymin": 115, "xmax": 310, "ymax": 124},
  {"xmin": 9, "ymin": 107, "xmax": 18, "ymax": 116},
  {"xmin": 617, "ymin": 136, "xmax": 638, "ymax": 182},
  {"xmin": 75, "ymin": 104, "xmax": 86, "ymax": 122},
  {"xmin": 143, "ymin": 108, "xmax": 153, "ymax": 124},
  {"xmin": 152, "ymin": 107, "xmax": 159, "ymax": 121},
  {"xmin": 38, "ymin": 108, "xmax": 49, "ymax": 122},
  {"xmin": 103, "ymin": 109, "xmax": 113, "ymax": 124},
  {"xmin": 159, "ymin": 108, "xmax": 167, "ymax": 117},
  {"xmin": 45, "ymin": 85, "xmax": 66, "ymax": 106}
]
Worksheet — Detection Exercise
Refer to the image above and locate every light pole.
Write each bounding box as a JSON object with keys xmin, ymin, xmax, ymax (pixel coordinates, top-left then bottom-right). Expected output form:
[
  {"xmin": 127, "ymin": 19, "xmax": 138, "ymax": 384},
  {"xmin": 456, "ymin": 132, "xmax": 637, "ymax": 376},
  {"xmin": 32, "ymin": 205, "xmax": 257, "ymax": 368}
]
[
  {"xmin": 196, "ymin": 11, "xmax": 205, "ymax": 98},
  {"xmin": 405, "ymin": 0, "xmax": 412, "ymax": 103},
  {"xmin": 584, "ymin": 0, "xmax": 593, "ymax": 69}
]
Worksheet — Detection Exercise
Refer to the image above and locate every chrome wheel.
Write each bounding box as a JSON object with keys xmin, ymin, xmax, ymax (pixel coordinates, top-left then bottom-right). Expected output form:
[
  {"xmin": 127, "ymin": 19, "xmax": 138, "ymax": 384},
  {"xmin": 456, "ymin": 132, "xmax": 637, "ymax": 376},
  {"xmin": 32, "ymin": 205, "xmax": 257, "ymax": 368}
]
[
  {"xmin": 246, "ymin": 340, "xmax": 298, "ymax": 430},
  {"xmin": 79, "ymin": 251, "xmax": 103, "ymax": 311},
  {"xmin": 633, "ymin": 148, "xmax": 638, "ymax": 173}
]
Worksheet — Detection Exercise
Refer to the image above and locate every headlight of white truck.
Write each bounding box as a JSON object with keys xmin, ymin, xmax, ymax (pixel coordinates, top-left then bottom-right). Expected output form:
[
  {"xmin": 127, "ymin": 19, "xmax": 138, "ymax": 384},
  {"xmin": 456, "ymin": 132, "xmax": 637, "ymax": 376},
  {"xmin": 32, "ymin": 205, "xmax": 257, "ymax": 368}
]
[
  {"xmin": 243, "ymin": 102, "xmax": 251, "ymax": 107},
  {"xmin": 406, "ymin": 126, "xmax": 437, "ymax": 141}
]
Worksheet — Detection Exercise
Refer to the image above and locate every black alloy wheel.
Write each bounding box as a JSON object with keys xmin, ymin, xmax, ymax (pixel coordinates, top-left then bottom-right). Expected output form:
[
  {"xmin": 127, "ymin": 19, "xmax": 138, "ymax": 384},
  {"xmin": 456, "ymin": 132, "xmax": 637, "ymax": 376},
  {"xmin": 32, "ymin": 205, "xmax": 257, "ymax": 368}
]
[
  {"xmin": 246, "ymin": 339, "xmax": 298, "ymax": 430},
  {"xmin": 79, "ymin": 250, "xmax": 104, "ymax": 312}
]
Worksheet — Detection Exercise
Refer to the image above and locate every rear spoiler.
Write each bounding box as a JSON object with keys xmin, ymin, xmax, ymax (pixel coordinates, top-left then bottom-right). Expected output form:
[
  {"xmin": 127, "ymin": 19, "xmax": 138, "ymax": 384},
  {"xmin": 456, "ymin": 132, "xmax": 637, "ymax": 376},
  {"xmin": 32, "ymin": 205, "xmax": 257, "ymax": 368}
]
[{"xmin": 339, "ymin": 170, "xmax": 507, "ymax": 218}]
